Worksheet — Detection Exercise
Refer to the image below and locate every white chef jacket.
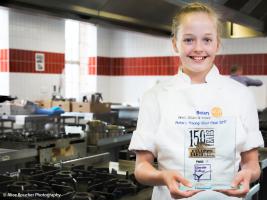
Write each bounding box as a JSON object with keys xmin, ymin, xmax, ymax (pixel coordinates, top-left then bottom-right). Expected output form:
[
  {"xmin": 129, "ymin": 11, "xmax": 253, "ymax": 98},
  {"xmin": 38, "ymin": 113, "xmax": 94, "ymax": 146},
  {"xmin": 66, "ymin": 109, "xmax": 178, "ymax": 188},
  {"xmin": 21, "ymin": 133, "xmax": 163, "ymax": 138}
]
[{"xmin": 129, "ymin": 65, "xmax": 264, "ymax": 200}]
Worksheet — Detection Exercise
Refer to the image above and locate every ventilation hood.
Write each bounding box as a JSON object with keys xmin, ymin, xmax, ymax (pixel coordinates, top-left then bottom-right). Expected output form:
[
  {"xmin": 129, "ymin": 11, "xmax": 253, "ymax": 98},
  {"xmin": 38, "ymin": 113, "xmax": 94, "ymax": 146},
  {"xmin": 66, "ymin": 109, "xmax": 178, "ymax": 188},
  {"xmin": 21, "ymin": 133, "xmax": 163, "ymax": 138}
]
[{"xmin": 1, "ymin": 0, "xmax": 266, "ymax": 37}]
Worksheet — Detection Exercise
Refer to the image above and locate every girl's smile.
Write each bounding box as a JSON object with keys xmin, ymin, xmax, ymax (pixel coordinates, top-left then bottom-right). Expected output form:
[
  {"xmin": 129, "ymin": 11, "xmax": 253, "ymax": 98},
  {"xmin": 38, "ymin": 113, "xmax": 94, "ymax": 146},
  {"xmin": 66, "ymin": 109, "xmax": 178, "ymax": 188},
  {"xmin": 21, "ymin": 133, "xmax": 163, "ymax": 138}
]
[{"xmin": 189, "ymin": 56, "xmax": 208, "ymax": 62}]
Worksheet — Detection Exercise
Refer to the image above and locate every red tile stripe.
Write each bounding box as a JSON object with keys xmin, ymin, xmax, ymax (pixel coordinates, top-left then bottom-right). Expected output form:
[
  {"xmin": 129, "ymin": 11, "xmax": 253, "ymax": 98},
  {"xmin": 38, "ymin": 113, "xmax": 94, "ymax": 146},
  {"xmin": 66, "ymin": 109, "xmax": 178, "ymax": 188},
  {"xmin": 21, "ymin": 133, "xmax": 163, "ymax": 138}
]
[
  {"xmin": 88, "ymin": 54, "xmax": 267, "ymax": 76},
  {"xmin": 215, "ymin": 54, "xmax": 267, "ymax": 75},
  {"xmin": 6, "ymin": 49, "xmax": 65, "ymax": 74},
  {"xmin": 1, "ymin": 49, "xmax": 267, "ymax": 76},
  {"xmin": 88, "ymin": 57, "xmax": 97, "ymax": 75},
  {"xmin": 90, "ymin": 56, "xmax": 180, "ymax": 76},
  {"xmin": 0, "ymin": 49, "xmax": 9, "ymax": 72}
]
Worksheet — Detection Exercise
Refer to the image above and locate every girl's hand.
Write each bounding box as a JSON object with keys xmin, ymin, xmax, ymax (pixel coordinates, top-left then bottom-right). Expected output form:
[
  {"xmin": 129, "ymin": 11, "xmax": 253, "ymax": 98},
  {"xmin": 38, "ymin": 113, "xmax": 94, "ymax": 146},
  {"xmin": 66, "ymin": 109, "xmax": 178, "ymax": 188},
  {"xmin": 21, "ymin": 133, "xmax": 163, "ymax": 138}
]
[
  {"xmin": 218, "ymin": 148, "xmax": 261, "ymax": 198},
  {"xmin": 217, "ymin": 169, "xmax": 252, "ymax": 198},
  {"xmin": 161, "ymin": 170, "xmax": 201, "ymax": 199}
]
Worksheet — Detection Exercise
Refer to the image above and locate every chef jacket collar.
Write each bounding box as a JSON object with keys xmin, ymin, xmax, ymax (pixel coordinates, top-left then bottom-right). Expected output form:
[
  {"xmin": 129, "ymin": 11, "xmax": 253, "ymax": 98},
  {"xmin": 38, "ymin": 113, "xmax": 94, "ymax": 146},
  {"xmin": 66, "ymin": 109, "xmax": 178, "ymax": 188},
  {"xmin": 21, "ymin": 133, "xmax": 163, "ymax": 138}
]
[{"xmin": 177, "ymin": 65, "xmax": 221, "ymax": 84}]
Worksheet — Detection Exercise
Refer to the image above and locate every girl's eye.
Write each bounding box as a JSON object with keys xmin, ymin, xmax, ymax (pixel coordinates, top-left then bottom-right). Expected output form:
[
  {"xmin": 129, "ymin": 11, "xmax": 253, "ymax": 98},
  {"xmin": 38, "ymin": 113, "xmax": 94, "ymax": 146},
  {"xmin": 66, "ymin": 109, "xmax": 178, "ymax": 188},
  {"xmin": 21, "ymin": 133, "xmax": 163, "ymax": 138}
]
[
  {"xmin": 204, "ymin": 38, "xmax": 212, "ymax": 43},
  {"xmin": 183, "ymin": 38, "xmax": 194, "ymax": 44}
]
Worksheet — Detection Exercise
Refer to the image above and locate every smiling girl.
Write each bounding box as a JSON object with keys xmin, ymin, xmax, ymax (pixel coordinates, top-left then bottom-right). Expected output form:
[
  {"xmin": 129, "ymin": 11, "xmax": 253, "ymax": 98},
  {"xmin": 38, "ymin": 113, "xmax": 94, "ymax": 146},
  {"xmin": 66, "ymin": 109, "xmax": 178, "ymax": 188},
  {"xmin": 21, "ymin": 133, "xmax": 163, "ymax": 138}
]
[{"xmin": 129, "ymin": 2, "xmax": 264, "ymax": 200}]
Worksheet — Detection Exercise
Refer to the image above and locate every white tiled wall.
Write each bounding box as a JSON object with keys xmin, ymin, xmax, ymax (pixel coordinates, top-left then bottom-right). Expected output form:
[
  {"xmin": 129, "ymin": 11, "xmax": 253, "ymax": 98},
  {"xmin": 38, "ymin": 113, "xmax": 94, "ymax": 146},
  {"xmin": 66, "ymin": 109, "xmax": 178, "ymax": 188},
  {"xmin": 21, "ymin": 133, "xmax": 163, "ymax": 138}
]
[
  {"xmin": 97, "ymin": 26, "xmax": 112, "ymax": 57},
  {"xmin": 9, "ymin": 9, "xmax": 65, "ymax": 52},
  {"xmin": 0, "ymin": 7, "xmax": 9, "ymax": 49},
  {"xmin": 0, "ymin": 73, "xmax": 9, "ymax": 95},
  {"xmin": 220, "ymin": 37, "xmax": 267, "ymax": 55},
  {"xmin": 98, "ymin": 76, "xmax": 170, "ymax": 105},
  {"xmin": 98, "ymin": 25, "xmax": 267, "ymax": 57},
  {"xmin": 97, "ymin": 26, "xmax": 174, "ymax": 57},
  {"xmin": 7, "ymin": 8, "xmax": 65, "ymax": 100},
  {"xmin": 10, "ymin": 73, "xmax": 61, "ymax": 100}
]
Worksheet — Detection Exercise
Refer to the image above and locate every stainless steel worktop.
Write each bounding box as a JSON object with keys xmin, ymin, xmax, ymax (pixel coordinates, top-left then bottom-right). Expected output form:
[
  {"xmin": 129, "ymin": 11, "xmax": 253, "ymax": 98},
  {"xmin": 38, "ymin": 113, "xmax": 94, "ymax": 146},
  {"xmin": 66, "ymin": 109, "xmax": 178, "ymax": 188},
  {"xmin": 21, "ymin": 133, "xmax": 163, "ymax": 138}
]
[{"xmin": 0, "ymin": 148, "xmax": 37, "ymax": 162}]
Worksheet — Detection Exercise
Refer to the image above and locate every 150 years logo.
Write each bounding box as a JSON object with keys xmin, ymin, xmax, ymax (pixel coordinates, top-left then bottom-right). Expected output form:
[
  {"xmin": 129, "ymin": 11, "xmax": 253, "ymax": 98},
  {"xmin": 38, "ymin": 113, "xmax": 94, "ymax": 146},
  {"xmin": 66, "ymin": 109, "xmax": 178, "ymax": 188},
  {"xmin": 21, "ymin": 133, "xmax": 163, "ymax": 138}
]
[{"xmin": 188, "ymin": 128, "xmax": 215, "ymax": 158}]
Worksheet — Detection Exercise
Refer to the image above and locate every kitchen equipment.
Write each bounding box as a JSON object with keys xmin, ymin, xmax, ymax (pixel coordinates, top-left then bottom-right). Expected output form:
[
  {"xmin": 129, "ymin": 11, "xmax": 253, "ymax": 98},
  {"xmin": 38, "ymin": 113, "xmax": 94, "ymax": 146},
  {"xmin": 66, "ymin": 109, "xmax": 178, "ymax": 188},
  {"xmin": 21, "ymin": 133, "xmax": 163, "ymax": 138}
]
[
  {"xmin": 107, "ymin": 125, "xmax": 125, "ymax": 137},
  {"xmin": 87, "ymin": 121, "xmax": 127, "ymax": 145},
  {"xmin": 0, "ymin": 115, "xmax": 86, "ymax": 164},
  {"xmin": 91, "ymin": 93, "xmax": 103, "ymax": 104},
  {"xmin": 0, "ymin": 163, "xmax": 144, "ymax": 200},
  {"xmin": 87, "ymin": 120, "xmax": 107, "ymax": 145}
]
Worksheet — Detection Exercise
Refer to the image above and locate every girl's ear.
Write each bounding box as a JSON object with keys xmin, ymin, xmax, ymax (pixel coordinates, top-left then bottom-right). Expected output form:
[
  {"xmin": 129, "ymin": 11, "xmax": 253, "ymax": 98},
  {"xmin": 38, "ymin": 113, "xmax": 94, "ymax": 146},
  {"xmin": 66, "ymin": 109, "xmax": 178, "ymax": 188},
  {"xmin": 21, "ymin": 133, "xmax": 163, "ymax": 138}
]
[{"xmin": 172, "ymin": 38, "xmax": 179, "ymax": 53}]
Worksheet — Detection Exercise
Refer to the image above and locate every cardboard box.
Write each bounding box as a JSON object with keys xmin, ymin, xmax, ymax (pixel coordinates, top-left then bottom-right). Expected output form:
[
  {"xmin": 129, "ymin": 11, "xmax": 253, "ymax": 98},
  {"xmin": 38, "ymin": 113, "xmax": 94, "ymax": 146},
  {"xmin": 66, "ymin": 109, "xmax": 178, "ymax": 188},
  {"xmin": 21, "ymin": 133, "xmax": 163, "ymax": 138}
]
[
  {"xmin": 52, "ymin": 100, "xmax": 70, "ymax": 112},
  {"xmin": 91, "ymin": 102, "xmax": 111, "ymax": 114},
  {"xmin": 35, "ymin": 100, "xmax": 52, "ymax": 109},
  {"xmin": 71, "ymin": 102, "xmax": 91, "ymax": 113}
]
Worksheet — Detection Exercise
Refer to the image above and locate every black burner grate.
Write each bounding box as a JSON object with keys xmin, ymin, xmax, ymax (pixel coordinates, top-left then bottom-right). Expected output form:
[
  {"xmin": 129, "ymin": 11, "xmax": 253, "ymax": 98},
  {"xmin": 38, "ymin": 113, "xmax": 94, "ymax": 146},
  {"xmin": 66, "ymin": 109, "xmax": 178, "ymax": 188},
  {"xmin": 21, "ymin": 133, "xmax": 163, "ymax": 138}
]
[{"xmin": 0, "ymin": 164, "xmax": 142, "ymax": 200}]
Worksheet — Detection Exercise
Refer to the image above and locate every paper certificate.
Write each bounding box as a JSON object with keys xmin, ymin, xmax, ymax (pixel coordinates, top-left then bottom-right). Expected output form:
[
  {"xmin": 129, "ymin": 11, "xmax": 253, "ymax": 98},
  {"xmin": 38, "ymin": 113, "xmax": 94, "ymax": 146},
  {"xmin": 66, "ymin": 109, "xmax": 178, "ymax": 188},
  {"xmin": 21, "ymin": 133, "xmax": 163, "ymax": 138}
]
[{"xmin": 180, "ymin": 116, "xmax": 236, "ymax": 190}]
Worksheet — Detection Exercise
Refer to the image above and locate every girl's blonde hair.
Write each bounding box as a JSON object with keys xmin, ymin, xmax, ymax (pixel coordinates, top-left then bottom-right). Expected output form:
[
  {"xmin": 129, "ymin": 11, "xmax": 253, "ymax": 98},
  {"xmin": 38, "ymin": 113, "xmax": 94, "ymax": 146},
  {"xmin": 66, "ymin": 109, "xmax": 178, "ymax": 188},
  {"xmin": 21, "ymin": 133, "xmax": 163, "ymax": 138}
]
[{"xmin": 172, "ymin": 2, "xmax": 222, "ymax": 42}]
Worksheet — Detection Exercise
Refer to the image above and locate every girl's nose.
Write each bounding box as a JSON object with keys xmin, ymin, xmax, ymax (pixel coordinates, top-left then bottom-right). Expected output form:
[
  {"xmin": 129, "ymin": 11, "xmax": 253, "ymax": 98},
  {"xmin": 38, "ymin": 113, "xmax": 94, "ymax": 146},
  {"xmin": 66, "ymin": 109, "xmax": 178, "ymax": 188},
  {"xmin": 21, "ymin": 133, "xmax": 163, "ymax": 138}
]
[{"xmin": 194, "ymin": 41, "xmax": 204, "ymax": 52}]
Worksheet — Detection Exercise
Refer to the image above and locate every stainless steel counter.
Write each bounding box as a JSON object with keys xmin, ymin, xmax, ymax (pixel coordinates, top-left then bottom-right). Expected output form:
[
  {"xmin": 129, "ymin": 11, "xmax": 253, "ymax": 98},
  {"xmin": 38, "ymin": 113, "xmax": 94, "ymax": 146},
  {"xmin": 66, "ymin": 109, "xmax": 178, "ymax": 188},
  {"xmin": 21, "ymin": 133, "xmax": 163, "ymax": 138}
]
[
  {"xmin": 0, "ymin": 148, "xmax": 37, "ymax": 162},
  {"xmin": 0, "ymin": 147, "xmax": 37, "ymax": 173}
]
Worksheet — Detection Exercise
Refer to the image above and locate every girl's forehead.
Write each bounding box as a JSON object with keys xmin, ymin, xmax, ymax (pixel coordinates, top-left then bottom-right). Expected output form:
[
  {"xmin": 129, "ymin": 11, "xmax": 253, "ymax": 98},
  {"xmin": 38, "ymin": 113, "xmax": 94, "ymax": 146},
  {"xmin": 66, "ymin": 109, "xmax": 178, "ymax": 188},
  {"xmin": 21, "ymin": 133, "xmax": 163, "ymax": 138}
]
[
  {"xmin": 179, "ymin": 12, "xmax": 217, "ymax": 33},
  {"xmin": 181, "ymin": 12, "xmax": 216, "ymax": 25}
]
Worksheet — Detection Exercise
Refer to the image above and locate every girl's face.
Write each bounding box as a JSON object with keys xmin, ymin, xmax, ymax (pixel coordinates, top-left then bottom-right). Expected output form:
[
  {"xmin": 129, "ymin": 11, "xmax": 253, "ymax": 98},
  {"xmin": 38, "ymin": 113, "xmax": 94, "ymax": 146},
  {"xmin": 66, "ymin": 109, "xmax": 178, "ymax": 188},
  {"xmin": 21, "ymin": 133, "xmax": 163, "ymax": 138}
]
[{"xmin": 174, "ymin": 12, "xmax": 219, "ymax": 78}]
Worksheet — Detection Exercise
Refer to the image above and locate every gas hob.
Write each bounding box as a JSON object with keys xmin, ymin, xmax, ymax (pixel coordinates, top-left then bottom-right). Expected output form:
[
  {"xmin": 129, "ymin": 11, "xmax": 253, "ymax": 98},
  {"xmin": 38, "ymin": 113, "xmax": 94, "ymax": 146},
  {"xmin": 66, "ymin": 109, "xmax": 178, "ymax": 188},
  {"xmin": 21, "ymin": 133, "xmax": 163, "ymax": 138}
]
[{"xmin": 0, "ymin": 164, "xmax": 145, "ymax": 200}]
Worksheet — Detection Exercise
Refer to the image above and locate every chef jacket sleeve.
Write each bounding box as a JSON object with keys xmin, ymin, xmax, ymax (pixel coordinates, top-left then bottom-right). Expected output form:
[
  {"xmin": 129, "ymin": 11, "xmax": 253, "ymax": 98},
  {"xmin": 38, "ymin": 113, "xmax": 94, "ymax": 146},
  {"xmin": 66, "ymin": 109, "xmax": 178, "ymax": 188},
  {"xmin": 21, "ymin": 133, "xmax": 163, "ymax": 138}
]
[
  {"xmin": 128, "ymin": 89, "xmax": 160, "ymax": 157},
  {"xmin": 240, "ymin": 90, "xmax": 264, "ymax": 152}
]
